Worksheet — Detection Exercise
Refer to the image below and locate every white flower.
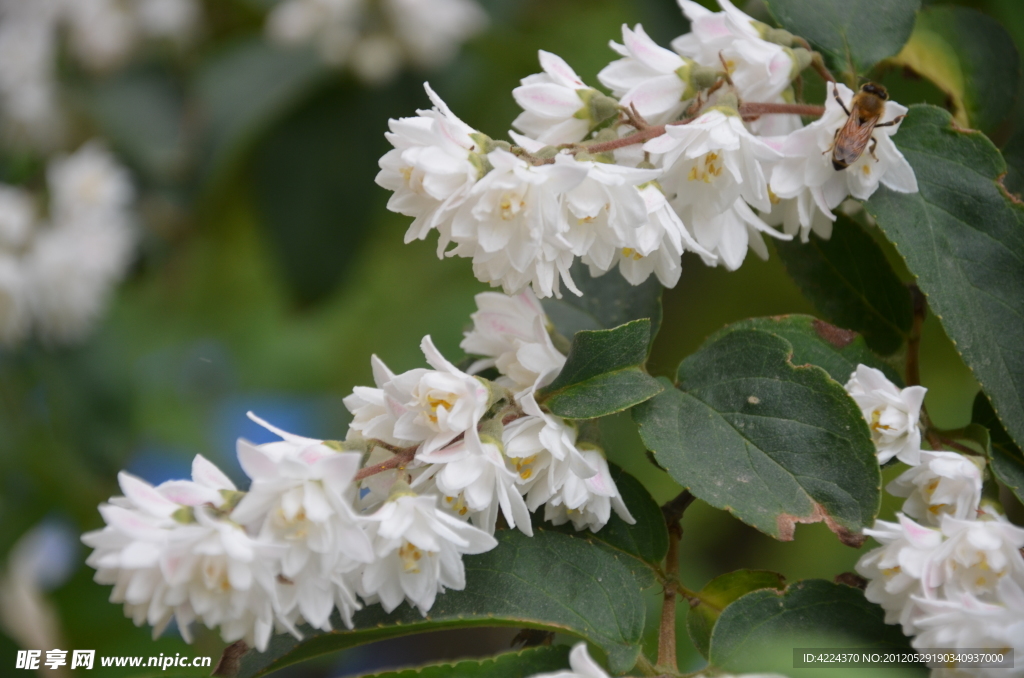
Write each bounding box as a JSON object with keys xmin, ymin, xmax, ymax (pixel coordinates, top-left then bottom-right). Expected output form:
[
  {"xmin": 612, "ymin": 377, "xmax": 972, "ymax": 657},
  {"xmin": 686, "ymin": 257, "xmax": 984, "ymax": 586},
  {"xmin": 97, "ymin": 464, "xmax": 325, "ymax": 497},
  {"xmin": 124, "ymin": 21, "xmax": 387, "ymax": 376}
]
[
  {"xmin": 387, "ymin": 335, "xmax": 493, "ymax": 456},
  {"xmin": 767, "ymin": 83, "xmax": 917, "ymax": 238},
  {"xmin": 230, "ymin": 414, "xmax": 374, "ymax": 632},
  {"xmin": 527, "ymin": 642, "xmax": 611, "ymax": 678},
  {"xmin": 513, "ymin": 51, "xmax": 602, "ymax": 145},
  {"xmin": 542, "ymin": 449, "xmax": 634, "ymax": 532},
  {"xmin": 911, "ymin": 577, "xmax": 1024, "ymax": 678},
  {"xmin": 136, "ymin": 0, "xmax": 201, "ymax": 42},
  {"xmin": 856, "ymin": 513, "xmax": 944, "ymax": 635},
  {"xmin": 887, "ymin": 451, "xmax": 984, "ymax": 526},
  {"xmin": 82, "ymin": 462, "xmax": 287, "ymax": 652},
  {"xmin": 376, "ymin": 83, "xmax": 480, "ymax": 249},
  {"xmin": 598, "ymin": 24, "xmax": 695, "ymax": 125},
  {"xmin": 844, "ymin": 364, "xmax": 926, "ymax": 465},
  {"xmin": 449, "ymin": 150, "xmax": 589, "ymax": 298},
  {"xmin": 266, "ymin": 0, "xmax": 361, "ymax": 65},
  {"xmin": 419, "ymin": 434, "xmax": 533, "ymax": 536},
  {"xmin": 460, "ymin": 289, "xmax": 565, "ymax": 393},
  {"xmin": 673, "ymin": 0, "xmax": 798, "ymax": 105},
  {"xmin": 0, "ymin": 0, "xmax": 64, "ymax": 147},
  {"xmin": 758, "ymin": 191, "xmax": 834, "ymax": 243},
  {"xmin": 924, "ymin": 510, "xmax": 1024, "ymax": 601},
  {"xmin": 360, "ymin": 490, "xmax": 497, "ymax": 615},
  {"xmin": 607, "ymin": 183, "xmax": 713, "ymax": 287},
  {"xmin": 645, "ymin": 109, "xmax": 789, "ymax": 270},
  {"xmin": 61, "ymin": 0, "xmax": 139, "ymax": 72}
]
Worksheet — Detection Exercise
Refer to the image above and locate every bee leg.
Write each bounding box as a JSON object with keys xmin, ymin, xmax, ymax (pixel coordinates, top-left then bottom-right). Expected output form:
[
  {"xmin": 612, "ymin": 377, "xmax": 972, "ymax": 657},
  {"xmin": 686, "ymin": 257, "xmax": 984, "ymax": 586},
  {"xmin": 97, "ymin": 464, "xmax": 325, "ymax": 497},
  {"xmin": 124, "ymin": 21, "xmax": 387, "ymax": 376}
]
[
  {"xmin": 874, "ymin": 114, "xmax": 906, "ymax": 128},
  {"xmin": 833, "ymin": 84, "xmax": 851, "ymax": 116},
  {"xmin": 869, "ymin": 137, "xmax": 878, "ymax": 162}
]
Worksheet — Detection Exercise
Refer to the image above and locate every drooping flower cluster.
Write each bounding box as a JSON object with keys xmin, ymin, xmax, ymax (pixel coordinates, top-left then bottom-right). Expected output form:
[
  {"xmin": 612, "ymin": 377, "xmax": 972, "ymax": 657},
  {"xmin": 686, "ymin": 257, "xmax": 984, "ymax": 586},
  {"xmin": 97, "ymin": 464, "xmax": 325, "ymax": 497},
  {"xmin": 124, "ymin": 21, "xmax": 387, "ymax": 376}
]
[
  {"xmin": 848, "ymin": 366, "xmax": 1024, "ymax": 676},
  {"xmin": 0, "ymin": 0, "xmax": 201, "ymax": 147},
  {"xmin": 0, "ymin": 141, "xmax": 137, "ymax": 346},
  {"xmin": 376, "ymin": 0, "xmax": 918, "ymax": 298},
  {"xmin": 522, "ymin": 643, "xmax": 788, "ymax": 678},
  {"xmin": 83, "ymin": 290, "xmax": 633, "ymax": 650},
  {"xmin": 266, "ymin": 0, "xmax": 487, "ymax": 85}
]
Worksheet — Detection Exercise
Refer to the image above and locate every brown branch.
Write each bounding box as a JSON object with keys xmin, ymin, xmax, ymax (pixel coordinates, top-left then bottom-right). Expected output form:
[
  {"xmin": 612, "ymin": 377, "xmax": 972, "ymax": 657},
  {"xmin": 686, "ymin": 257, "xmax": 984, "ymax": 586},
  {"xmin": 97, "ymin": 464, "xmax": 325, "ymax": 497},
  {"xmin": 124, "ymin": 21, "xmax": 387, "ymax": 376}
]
[
  {"xmin": 656, "ymin": 490, "xmax": 694, "ymax": 673},
  {"xmin": 741, "ymin": 102, "xmax": 825, "ymax": 119},
  {"xmin": 354, "ymin": 447, "xmax": 417, "ymax": 481}
]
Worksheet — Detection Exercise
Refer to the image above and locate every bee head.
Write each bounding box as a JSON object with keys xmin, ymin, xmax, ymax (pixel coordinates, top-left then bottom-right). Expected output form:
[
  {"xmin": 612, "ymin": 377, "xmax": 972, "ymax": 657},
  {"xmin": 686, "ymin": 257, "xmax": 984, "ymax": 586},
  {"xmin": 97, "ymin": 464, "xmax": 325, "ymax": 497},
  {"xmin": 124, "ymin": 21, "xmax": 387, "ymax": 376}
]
[{"xmin": 860, "ymin": 82, "xmax": 889, "ymax": 100}]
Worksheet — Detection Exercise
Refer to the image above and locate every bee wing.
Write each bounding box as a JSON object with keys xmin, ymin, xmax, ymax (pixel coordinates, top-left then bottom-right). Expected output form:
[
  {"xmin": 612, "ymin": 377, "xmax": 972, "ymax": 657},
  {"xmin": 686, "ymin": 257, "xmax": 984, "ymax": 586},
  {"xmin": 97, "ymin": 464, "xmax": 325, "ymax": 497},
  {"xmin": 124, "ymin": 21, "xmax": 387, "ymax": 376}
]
[{"xmin": 833, "ymin": 113, "xmax": 880, "ymax": 167}]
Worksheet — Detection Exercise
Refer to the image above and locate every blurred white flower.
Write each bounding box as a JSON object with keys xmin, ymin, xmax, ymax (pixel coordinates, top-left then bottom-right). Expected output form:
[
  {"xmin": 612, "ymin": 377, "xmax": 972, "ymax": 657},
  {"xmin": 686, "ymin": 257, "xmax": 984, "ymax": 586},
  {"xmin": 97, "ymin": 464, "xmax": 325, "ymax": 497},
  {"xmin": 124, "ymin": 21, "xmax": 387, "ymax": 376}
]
[
  {"xmin": 0, "ymin": 0, "xmax": 63, "ymax": 147},
  {"xmin": 887, "ymin": 451, "xmax": 984, "ymax": 526},
  {"xmin": 360, "ymin": 490, "xmax": 497, "ymax": 615},
  {"xmin": 844, "ymin": 364, "xmax": 926, "ymax": 465},
  {"xmin": 268, "ymin": 0, "xmax": 486, "ymax": 84}
]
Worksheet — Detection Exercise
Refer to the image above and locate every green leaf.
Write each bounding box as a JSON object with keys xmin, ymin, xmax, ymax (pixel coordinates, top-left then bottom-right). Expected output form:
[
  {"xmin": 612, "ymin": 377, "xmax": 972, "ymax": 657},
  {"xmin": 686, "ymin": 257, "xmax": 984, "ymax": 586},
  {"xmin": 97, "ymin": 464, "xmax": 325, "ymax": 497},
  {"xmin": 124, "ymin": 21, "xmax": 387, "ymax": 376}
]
[
  {"xmin": 540, "ymin": 320, "xmax": 664, "ymax": 419},
  {"xmin": 545, "ymin": 464, "xmax": 669, "ymax": 572},
  {"xmin": 195, "ymin": 38, "xmax": 329, "ymax": 185},
  {"xmin": 724, "ymin": 315, "xmax": 902, "ymax": 385},
  {"xmin": 250, "ymin": 82, "xmax": 395, "ymax": 303},
  {"xmin": 88, "ymin": 68, "xmax": 188, "ymax": 184},
  {"xmin": 891, "ymin": 6, "xmax": 1020, "ymax": 135},
  {"xmin": 687, "ymin": 570, "xmax": 786, "ymax": 660},
  {"xmin": 775, "ymin": 216, "xmax": 912, "ymax": 355},
  {"xmin": 231, "ymin": 529, "xmax": 645, "ymax": 678},
  {"xmin": 973, "ymin": 391, "xmax": 1024, "ymax": 504},
  {"xmin": 865, "ymin": 105, "xmax": 1024, "ymax": 451},
  {"xmin": 542, "ymin": 261, "xmax": 663, "ymax": 341},
  {"xmin": 764, "ymin": 0, "xmax": 920, "ymax": 77},
  {"xmin": 355, "ymin": 646, "xmax": 572, "ymax": 678},
  {"xmin": 633, "ymin": 327, "xmax": 879, "ymax": 546},
  {"xmin": 709, "ymin": 580, "xmax": 913, "ymax": 673}
]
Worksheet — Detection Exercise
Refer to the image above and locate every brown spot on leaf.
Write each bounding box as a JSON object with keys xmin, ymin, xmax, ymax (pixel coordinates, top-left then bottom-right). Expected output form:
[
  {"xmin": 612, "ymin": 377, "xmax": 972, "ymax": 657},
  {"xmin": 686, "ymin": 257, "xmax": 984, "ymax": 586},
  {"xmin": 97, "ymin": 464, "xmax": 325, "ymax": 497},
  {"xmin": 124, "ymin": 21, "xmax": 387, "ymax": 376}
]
[
  {"xmin": 213, "ymin": 640, "xmax": 248, "ymax": 677},
  {"xmin": 997, "ymin": 173, "xmax": 1024, "ymax": 206},
  {"xmin": 812, "ymin": 319, "xmax": 858, "ymax": 349},
  {"xmin": 776, "ymin": 503, "xmax": 866, "ymax": 547},
  {"xmin": 834, "ymin": 572, "xmax": 868, "ymax": 589}
]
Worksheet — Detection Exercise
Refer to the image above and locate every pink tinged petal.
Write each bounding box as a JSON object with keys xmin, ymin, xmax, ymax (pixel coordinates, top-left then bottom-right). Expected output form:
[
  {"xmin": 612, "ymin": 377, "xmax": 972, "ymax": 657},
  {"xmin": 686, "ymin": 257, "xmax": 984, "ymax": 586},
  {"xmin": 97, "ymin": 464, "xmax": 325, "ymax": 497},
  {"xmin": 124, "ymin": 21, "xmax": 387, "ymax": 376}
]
[
  {"xmin": 119, "ymin": 472, "xmax": 179, "ymax": 516},
  {"xmin": 158, "ymin": 481, "xmax": 222, "ymax": 507},
  {"xmin": 246, "ymin": 410, "xmax": 322, "ymax": 446},
  {"xmin": 99, "ymin": 504, "xmax": 161, "ymax": 540},
  {"xmin": 192, "ymin": 454, "xmax": 236, "ymax": 491},
  {"xmin": 538, "ymin": 50, "xmax": 585, "ymax": 88},
  {"xmin": 236, "ymin": 439, "xmax": 278, "ymax": 480},
  {"xmin": 623, "ymin": 24, "xmax": 683, "ymax": 72},
  {"xmin": 514, "ymin": 83, "xmax": 585, "ymax": 118},
  {"xmin": 622, "ymin": 75, "xmax": 687, "ymax": 118}
]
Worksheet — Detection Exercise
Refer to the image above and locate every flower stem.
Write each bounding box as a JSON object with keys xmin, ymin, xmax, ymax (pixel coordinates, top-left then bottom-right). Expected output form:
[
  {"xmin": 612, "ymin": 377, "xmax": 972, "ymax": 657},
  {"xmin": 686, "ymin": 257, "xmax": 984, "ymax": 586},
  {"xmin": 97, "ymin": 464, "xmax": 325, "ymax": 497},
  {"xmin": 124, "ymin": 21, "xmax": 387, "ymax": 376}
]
[
  {"xmin": 354, "ymin": 446, "xmax": 417, "ymax": 481},
  {"xmin": 739, "ymin": 102, "xmax": 825, "ymax": 119}
]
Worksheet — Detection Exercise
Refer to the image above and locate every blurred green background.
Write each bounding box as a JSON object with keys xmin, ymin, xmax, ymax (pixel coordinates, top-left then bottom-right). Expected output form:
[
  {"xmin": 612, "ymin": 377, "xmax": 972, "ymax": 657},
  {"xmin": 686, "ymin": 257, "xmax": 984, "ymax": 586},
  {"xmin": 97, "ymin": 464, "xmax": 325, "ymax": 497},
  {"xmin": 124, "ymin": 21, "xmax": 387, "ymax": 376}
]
[{"xmin": 0, "ymin": 0, "xmax": 1021, "ymax": 675}]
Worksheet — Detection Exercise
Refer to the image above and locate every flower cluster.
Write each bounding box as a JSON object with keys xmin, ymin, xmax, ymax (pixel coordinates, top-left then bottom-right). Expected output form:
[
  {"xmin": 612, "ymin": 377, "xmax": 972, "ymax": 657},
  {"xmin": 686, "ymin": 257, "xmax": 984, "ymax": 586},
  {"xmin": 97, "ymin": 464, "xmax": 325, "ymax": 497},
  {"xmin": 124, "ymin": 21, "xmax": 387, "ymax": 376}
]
[
  {"xmin": 0, "ymin": 0, "xmax": 201, "ymax": 146},
  {"xmin": 848, "ymin": 366, "xmax": 1024, "ymax": 677},
  {"xmin": 83, "ymin": 290, "xmax": 633, "ymax": 650},
  {"xmin": 266, "ymin": 0, "xmax": 487, "ymax": 85},
  {"xmin": 522, "ymin": 643, "xmax": 786, "ymax": 678},
  {"xmin": 376, "ymin": 0, "xmax": 918, "ymax": 298},
  {"xmin": 0, "ymin": 142, "xmax": 137, "ymax": 346}
]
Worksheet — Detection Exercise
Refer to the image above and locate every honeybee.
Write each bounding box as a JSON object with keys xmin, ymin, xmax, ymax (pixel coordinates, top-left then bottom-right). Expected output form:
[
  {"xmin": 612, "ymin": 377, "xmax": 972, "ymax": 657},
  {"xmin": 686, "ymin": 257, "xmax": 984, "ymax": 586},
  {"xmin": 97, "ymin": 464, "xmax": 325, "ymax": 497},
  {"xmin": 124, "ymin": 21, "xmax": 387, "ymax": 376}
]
[{"xmin": 830, "ymin": 82, "xmax": 905, "ymax": 171}]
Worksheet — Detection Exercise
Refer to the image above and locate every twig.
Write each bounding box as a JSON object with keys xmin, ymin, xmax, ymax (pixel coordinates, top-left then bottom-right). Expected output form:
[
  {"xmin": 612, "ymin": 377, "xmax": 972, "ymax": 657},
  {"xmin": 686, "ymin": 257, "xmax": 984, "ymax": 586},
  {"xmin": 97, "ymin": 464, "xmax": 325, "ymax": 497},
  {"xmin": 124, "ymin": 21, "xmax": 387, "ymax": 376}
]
[
  {"xmin": 354, "ymin": 447, "xmax": 417, "ymax": 481},
  {"xmin": 656, "ymin": 491, "xmax": 694, "ymax": 673},
  {"xmin": 740, "ymin": 102, "xmax": 825, "ymax": 119}
]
